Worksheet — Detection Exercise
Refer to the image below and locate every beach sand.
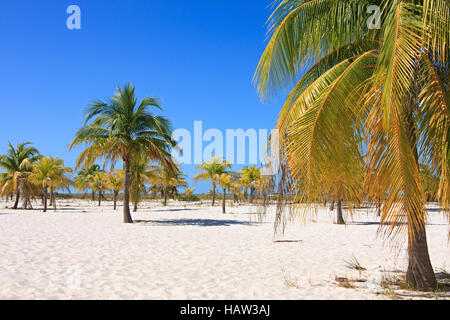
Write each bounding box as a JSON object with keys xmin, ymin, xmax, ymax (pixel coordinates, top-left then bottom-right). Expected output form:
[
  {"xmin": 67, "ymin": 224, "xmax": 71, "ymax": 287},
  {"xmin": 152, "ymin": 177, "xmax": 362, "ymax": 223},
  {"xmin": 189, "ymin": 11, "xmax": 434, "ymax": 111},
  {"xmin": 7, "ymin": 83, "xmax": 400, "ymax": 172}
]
[{"xmin": 0, "ymin": 200, "xmax": 448, "ymax": 300}]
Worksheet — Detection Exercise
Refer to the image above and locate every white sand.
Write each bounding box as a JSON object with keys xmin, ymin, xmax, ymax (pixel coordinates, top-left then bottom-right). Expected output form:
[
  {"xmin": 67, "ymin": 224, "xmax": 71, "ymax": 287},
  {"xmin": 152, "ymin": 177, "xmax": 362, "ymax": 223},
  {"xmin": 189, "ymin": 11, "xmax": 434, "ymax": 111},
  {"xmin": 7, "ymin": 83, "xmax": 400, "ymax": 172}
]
[{"xmin": 0, "ymin": 200, "xmax": 448, "ymax": 300}]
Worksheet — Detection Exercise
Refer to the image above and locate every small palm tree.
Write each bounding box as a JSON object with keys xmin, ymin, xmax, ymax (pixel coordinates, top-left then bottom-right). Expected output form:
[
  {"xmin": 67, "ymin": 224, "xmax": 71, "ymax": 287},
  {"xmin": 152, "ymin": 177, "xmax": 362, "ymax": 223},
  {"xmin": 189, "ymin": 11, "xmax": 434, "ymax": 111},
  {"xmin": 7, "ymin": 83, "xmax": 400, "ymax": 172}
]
[
  {"xmin": 183, "ymin": 188, "xmax": 195, "ymax": 203},
  {"xmin": 91, "ymin": 171, "xmax": 110, "ymax": 207},
  {"xmin": 194, "ymin": 156, "xmax": 232, "ymax": 206},
  {"xmin": 109, "ymin": 170, "xmax": 124, "ymax": 210},
  {"xmin": 150, "ymin": 164, "xmax": 187, "ymax": 206},
  {"xmin": 46, "ymin": 157, "xmax": 72, "ymax": 210},
  {"xmin": 70, "ymin": 83, "xmax": 177, "ymax": 223},
  {"xmin": 29, "ymin": 157, "xmax": 53, "ymax": 212},
  {"xmin": 239, "ymin": 166, "xmax": 261, "ymax": 204},
  {"xmin": 129, "ymin": 157, "xmax": 157, "ymax": 212},
  {"xmin": 0, "ymin": 142, "xmax": 40, "ymax": 209},
  {"xmin": 216, "ymin": 173, "xmax": 231, "ymax": 213}
]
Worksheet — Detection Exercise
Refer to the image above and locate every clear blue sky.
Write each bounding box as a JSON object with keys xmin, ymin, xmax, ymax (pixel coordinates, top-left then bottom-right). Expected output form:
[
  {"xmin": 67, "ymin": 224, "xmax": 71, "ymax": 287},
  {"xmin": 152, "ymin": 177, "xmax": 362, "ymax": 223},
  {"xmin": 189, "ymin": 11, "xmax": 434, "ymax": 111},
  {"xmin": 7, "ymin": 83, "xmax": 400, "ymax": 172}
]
[{"xmin": 0, "ymin": 0, "xmax": 287, "ymax": 193}]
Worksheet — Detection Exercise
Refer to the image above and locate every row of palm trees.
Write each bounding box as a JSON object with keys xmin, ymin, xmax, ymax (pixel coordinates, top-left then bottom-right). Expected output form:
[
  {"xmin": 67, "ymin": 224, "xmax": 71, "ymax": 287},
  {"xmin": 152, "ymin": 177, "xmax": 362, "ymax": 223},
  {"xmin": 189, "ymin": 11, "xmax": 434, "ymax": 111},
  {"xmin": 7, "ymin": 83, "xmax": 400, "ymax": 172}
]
[
  {"xmin": 0, "ymin": 142, "xmax": 72, "ymax": 212},
  {"xmin": 194, "ymin": 156, "xmax": 274, "ymax": 213},
  {"xmin": 254, "ymin": 0, "xmax": 449, "ymax": 291}
]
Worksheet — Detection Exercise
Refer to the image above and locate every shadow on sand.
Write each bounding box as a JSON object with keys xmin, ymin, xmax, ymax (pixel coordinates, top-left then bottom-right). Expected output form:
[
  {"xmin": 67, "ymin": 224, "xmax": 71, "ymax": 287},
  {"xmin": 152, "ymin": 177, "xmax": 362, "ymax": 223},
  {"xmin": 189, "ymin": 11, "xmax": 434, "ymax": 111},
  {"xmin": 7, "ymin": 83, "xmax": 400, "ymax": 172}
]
[{"xmin": 134, "ymin": 218, "xmax": 259, "ymax": 227}]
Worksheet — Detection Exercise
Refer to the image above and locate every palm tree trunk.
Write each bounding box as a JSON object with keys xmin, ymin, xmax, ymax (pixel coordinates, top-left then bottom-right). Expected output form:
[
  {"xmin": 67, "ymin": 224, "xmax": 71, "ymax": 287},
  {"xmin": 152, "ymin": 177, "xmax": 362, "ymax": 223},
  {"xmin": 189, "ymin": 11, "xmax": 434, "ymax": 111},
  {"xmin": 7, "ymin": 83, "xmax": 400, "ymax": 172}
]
[
  {"xmin": 330, "ymin": 200, "xmax": 335, "ymax": 211},
  {"xmin": 51, "ymin": 187, "xmax": 56, "ymax": 211},
  {"xmin": 250, "ymin": 187, "xmax": 255, "ymax": 204},
  {"xmin": 43, "ymin": 187, "xmax": 48, "ymax": 213},
  {"xmin": 123, "ymin": 158, "xmax": 133, "ymax": 223},
  {"xmin": 133, "ymin": 202, "xmax": 138, "ymax": 212},
  {"xmin": 13, "ymin": 190, "xmax": 20, "ymax": 209},
  {"xmin": 336, "ymin": 199, "xmax": 345, "ymax": 225},
  {"xmin": 222, "ymin": 187, "xmax": 226, "ymax": 214},
  {"xmin": 113, "ymin": 191, "xmax": 118, "ymax": 210},
  {"xmin": 91, "ymin": 190, "xmax": 95, "ymax": 202},
  {"xmin": 212, "ymin": 182, "xmax": 216, "ymax": 206},
  {"xmin": 163, "ymin": 188, "xmax": 168, "ymax": 206},
  {"xmin": 404, "ymin": 72, "xmax": 436, "ymax": 290},
  {"xmin": 98, "ymin": 191, "xmax": 101, "ymax": 207}
]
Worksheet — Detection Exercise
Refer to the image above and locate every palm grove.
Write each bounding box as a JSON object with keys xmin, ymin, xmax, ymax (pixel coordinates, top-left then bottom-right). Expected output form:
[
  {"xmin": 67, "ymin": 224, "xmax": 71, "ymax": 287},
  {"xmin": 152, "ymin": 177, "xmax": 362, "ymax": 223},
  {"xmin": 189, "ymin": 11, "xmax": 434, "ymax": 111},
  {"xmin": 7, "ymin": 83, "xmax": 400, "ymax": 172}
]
[{"xmin": 254, "ymin": 0, "xmax": 449, "ymax": 291}]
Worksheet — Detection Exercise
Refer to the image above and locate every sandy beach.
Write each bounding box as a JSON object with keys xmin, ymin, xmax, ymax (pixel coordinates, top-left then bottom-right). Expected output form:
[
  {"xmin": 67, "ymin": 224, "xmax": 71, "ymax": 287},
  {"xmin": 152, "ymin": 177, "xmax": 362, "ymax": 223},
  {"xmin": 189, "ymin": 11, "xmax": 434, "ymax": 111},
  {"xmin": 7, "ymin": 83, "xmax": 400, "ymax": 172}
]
[{"xmin": 0, "ymin": 200, "xmax": 448, "ymax": 300}]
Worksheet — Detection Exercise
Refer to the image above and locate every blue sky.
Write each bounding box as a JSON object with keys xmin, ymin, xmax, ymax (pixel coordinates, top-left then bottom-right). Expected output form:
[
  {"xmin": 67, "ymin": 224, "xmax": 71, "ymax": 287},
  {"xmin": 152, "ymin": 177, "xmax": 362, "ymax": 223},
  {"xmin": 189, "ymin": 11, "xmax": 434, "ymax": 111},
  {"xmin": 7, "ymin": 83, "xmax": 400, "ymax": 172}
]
[{"xmin": 0, "ymin": 0, "xmax": 287, "ymax": 193}]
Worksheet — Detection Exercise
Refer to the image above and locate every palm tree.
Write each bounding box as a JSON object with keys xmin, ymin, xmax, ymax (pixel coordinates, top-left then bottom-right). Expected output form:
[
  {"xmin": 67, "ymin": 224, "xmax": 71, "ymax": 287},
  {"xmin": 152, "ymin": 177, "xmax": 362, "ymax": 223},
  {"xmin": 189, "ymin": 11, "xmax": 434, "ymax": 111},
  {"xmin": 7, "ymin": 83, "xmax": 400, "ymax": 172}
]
[
  {"xmin": 216, "ymin": 173, "xmax": 231, "ymax": 213},
  {"xmin": 109, "ymin": 170, "xmax": 124, "ymax": 210},
  {"xmin": 129, "ymin": 157, "xmax": 157, "ymax": 212},
  {"xmin": 46, "ymin": 157, "xmax": 73, "ymax": 210},
  {"xmin": 91, "ymin": 171, "xmax": 110, "ymax": 207},
  {"xmin": 74, "ymin": 170, "xmax": 91, "ymax": 199},
  {"xmin": 69, "ymin": 83, "xmax": 177, "ymax": 223},
  {"xmin": 150, "ymin": 164, "xmax": 187, "ymax": 206},
  {"xmin": 240, "ymin": 166, "xmax": 262, "ymax": 204},
  {"xmin": 183, "ymin": 187, "xmax": 195, "ymax": 203},
  {"xmin": 194, "ymin": 156, "xmax": 232, "ymax": 206},
  {"xmin": 0, "ymin": 142, "xmax": 40, "ymax": 209},
  {"xmin": 29, "ymin": 157, "xmax": 53, "ymax": 212},
  {"xmin": 254, "ymin": 0, "xmax": 449, "ymax": 290}
]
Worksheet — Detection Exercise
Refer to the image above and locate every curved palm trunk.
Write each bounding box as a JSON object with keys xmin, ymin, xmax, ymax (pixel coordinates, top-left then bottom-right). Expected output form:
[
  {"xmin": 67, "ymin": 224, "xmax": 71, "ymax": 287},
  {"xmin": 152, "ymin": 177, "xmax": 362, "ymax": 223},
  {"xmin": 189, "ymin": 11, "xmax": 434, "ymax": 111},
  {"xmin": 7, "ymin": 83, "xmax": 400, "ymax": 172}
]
[
  {"xmin": 13, "ymin": 190, "xmax": 20, "ymax": 209},
  {"xmin": 336, "ymin": 199, "xmax": 345, "ymax": 225},
  {"xmin": 404, "ymin": 76, "xmax": 436, "ymax": 290},
  {"xmin": 123, "ymin": 158, "xmax": 133, "ymax": 223},
  {"xmin": 222, "ymin": 187, "xmax": 226, "ymax": 214},
  {"xmin": 406, "ymin": 222, "xmax": 437, "ymax": 290},
  {"xmin": 212, "ymin": 182, "xmax": 216, "ymax": 206}
]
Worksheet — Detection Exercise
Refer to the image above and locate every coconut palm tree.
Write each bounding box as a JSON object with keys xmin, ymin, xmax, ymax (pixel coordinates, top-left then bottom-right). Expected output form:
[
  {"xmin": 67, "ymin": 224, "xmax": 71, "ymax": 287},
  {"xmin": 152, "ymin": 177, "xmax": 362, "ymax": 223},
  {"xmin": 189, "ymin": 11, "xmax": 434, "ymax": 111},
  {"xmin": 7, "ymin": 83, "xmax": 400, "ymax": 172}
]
[
  {"xmin": 129, "ymin": 157, "xmax": 158, "ymax": 212},
  {"xmin": 29, "ymin": 157, "xmax": 54, "ymax": 212},
  {"xmin": 109, "ymin": 169, "xmax": 124, "ymax": 210},
  {"xmin": 91, "ymin": 171, "xmax": 110, "ymax": 207},
  {"xmin": 74, "ymin": 170, "xmax": 91, "ymax": 199},
  {"xmin": 194, "ymin": 156, "xmax": 232, "ymax": 206},
  {"xmin": 0, "ymin": 142, "xmax": 40, "ymax": 209},
  {"xmin": 254, "ymin": 0, "xmax": 449, "ymax": 290},
  {"xmin": 150, "ymin": 164, "xmax": 187, "ymax": 206},
  {"xmin": 46, "ymin": 157, "xmax": 73, "ymax": 210},
  {"xmin": 69, "ymin": 83, "xmax": 177, "ymax": 223},
  {"xmin": 215, "ymin": 173, "xmax": 231, "ymax": 213},
  {"xmin": 240, "ymin": 166, "xmax": 262, "ymax": 204}
]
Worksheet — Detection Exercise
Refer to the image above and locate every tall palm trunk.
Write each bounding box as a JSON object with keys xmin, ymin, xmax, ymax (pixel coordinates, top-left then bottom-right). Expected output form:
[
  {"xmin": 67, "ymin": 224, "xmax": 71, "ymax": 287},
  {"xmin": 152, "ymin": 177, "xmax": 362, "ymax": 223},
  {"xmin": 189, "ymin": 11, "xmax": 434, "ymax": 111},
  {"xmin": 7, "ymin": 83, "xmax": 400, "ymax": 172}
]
[
  {"xmin": 163, "ymin": 187, "xmax": 168, "ymax": 206},
  {"xmin": 98, "ymin": 191, "xmax": 102, "ymax": 207},
  {"xmin": 51, "ymin": 187, "xmax": 56, "ymax": 211},
  {"xmin": 330, "ymin": 200, "xmax": 335, "ymax": 211},
  {"xmin": 91, "ymin": 190, "xmax": 95, "ymax": 202},
  {"xmin": 336, "ymin": 199, "xmax": 345, "ymax": 225},
  {"xmin": 123, "ymin": 158, "xmax": 133, "ymax": 223},
  {"xmin": 211, "ymin": 182, "xmax": 216, "ymax": 206},
  {"xmin": 13, "ymin": 190, "xmax": 20, "ymax": 209},
  {"xmin": 133, "ymin": 202, "xmax": 138, "ymax": 212},
  {"xmin": 113, "ymin": 191, "xmax": 118, "ymax": 210},
  {"xmin": 404, "ymin": 75, "xmax": 436, "ymax": 290},
  {"xmin": 250, "ymin": 187, "xmax": 255, "ymax": 204},
  {"xmin": 43, "ymin": 187, "xmax": 48, "ymax": 213},
  {"xmin": 222, "ymin": 187, "xmax": 226, "ymax": 214}
]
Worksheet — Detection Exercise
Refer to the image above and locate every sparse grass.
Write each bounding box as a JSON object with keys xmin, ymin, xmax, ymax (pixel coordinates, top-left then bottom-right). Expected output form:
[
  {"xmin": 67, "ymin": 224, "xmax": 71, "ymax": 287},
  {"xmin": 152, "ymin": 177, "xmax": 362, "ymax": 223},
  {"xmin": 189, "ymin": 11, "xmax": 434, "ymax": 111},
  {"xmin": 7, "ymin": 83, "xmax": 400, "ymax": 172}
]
[
  {"xmin": 335, "ymin": 276, "xmax": 357, "ymax": 289},
  {"xmin": 281, "ymin": 268, "xmax": 300, "ymax": 289},
  {"xmin": 344, "ymin": 255, "xmax": 367, "ymax": 272}
]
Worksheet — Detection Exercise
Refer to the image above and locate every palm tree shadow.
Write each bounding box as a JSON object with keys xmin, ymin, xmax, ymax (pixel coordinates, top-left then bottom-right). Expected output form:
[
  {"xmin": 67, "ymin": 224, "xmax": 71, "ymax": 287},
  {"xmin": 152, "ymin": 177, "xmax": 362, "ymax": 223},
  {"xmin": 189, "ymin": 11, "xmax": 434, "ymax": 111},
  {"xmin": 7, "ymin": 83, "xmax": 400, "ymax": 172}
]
[
  {"xmin": 135, "ymin": 218, "xmax": 259, "ymax": 227},
  {"xmin": 150, "ymin": 208, "xmax": 201, "ymax": 213}
]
